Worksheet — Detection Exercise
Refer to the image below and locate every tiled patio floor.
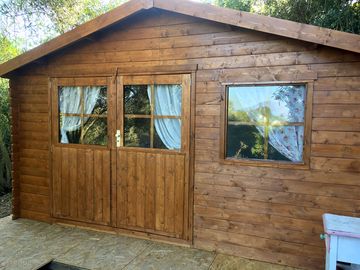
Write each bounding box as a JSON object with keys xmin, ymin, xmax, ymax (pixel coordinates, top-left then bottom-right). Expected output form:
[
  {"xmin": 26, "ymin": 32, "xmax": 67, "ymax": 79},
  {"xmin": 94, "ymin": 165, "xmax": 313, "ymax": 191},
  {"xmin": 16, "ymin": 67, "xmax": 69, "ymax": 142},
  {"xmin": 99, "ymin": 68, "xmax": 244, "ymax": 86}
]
[{"xmin": 0, "ymin": 216, "xmax": 299, "ymax": 270}]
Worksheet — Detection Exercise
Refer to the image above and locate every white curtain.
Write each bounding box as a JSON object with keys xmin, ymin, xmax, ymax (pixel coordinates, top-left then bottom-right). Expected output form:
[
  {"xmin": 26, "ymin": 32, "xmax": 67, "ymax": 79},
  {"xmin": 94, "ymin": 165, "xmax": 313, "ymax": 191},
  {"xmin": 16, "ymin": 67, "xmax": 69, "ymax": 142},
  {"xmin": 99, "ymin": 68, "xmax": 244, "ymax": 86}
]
[
  {"xmin": 147, "ymin": 85, "xmax": 182, "ymax": 150},
  {"xmin": 229, "ymin": 85, "xmax": 305, "ymax": 162},
  {"xmin": 59, "ymin": 86, "xmax": 100, "ymax": 143}
]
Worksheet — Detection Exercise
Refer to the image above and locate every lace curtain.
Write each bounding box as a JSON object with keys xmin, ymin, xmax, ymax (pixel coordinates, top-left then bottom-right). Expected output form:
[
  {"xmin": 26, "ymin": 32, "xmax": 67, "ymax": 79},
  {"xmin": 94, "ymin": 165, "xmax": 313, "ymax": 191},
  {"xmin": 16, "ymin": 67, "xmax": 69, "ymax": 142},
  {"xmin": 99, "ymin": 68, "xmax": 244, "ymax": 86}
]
[
  {"xmin": 147, "ymin": 85, "xmax": 182, "ymax": 150},
  {"xmin": 230, "ymin": 85, "xmax": 306, "ymax": 162},
  {"xmin": 59, "ymin": 86, "xmax": 100, "ymax": 143}
]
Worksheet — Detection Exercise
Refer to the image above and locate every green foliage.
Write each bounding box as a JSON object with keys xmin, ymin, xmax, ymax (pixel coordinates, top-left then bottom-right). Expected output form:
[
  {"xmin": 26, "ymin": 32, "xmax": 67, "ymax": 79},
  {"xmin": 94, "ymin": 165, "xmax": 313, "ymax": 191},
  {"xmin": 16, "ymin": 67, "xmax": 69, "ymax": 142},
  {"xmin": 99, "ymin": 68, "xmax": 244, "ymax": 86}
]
[
  {"xmin": 262, "ymin": 0, "xmax": 360, "ymax": 34},
  {"xmin": 214, "ymin": 0, "xmax": 360, "ymax": 34},
  {"xmin": 0, "ymin": 0, "xmax": 125, "ymax": 49},
  {"xmin": 0, "ymin": 36, "xmax": 20, "ymax": 195},
  {"xmin": 214, "ymin": 0, "xmax": 254, "ymax": 11}
]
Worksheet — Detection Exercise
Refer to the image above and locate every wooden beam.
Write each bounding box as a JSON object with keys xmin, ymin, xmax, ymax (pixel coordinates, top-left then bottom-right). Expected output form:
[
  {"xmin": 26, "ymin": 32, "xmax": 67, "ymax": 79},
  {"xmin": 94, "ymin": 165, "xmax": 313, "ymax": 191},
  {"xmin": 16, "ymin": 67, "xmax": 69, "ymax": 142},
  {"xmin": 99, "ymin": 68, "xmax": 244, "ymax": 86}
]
[
  {"xmin": 0, "ymin": 0, "xmax": 154, "ymax": 77},
  {"xmin": 154, "ymin": 0, "xmax": 360, "ymax": 54}
]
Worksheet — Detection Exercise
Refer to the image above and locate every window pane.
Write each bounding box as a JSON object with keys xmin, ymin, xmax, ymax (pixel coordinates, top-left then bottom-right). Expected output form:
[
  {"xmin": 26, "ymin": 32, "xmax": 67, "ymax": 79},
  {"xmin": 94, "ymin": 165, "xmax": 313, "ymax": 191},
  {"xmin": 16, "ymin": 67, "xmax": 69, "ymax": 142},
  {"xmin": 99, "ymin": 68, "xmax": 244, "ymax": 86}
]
[
  {"xmin": 124, "ymin": 85, "xmax": 151, "ymax": 115},
  {"xmin": 267, "ymin": 126, "xmax": 304, "ymax": 162},
  {"xmin": 59, "ymin": 116, "xmax": 81, "ymax": 144},
  {"xmin": 154, "ymin": 84, "xmax": 182, "ymax": 116},
  {"xmin": 226, "ymin": 84, "xmax": 306, "ymax": 163},
  {"xmin": 84, "ymin": 86, "xmax": 107, "ymax": 115},
  {"xmin": 82, "ymin": 117, "xmax": 108, "ymax": 146},
  {"xmin": 228, "ymin": 85, "xmax": 306, "ymax": 124},
  {"xmin": 226, "ymin": 124, "xmax": 264, "ymax": 160},
  {"xmin": 154, "ymin": 118, "xmax": 181, "ymax": 150},
  {"xmin": 124, "ymin": 118, "xmax": 150, "ymax": 148},
  {"xmin": 59, "ymin": 86, "xmax": 82, "ymax": 114}
]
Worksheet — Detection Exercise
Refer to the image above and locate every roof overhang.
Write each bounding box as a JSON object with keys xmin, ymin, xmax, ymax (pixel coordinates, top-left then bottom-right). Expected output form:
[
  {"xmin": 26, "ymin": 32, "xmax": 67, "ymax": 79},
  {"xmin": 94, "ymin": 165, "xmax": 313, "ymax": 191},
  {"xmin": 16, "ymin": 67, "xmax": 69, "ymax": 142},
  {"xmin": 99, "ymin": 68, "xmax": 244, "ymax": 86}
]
[{"xmin": 1, "ymin": 0, "xmax": 360, "ymax": 77}]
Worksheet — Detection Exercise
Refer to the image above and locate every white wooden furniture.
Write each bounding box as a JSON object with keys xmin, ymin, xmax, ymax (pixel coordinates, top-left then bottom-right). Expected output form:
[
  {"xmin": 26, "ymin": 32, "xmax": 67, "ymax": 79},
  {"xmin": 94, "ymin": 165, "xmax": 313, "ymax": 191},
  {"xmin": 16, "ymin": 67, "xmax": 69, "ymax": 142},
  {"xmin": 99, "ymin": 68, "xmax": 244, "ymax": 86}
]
[{"xmin": 323, "ymin": 214, "xmax": 360, "ymax": 270}]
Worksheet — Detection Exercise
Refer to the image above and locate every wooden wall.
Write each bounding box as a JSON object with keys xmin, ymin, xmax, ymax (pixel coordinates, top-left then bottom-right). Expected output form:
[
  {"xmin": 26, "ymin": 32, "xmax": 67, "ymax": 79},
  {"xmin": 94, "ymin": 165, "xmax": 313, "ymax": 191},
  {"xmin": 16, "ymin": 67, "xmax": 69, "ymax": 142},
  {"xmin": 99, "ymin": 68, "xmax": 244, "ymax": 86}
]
[{"xmin": 9, "ymin": 9, "xmax": 360, "ymax": 269}]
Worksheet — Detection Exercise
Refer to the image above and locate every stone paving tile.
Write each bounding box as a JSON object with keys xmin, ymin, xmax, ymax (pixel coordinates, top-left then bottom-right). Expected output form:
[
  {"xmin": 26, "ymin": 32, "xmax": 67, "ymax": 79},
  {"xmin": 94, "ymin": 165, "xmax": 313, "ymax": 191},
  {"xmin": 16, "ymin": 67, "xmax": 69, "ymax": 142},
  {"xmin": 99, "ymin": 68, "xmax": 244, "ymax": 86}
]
[
  {"xmin": 124, "ymin": 242, "xmax": 216, "ymax": 270},
  {"xmin": 56, "ymin": 233, "xmax": 153, "ymax": 270},
  {"xmin": 0, "ymin": 217, "xmax": 301, "ymax": 270},
  {"xmin": 210, "ymin": 254, "xmax": 300, "ymax": 270}
]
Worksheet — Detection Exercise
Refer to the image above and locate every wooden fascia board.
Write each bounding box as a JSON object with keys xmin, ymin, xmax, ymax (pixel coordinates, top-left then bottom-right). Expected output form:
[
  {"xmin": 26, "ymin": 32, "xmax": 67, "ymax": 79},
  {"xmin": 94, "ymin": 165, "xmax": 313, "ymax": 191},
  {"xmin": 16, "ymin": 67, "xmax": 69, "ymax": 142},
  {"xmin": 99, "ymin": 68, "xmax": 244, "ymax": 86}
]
[
  {"xmin": 0, "ymin": 0, "xmax": 154, "ymax": 77},
  {"xmin": 1, "ymin": 0, "xmax": 360, "ymax": 77},
  {"xmin": 154, "ymin": 0, "xmax": 360, "ymax": 54}
]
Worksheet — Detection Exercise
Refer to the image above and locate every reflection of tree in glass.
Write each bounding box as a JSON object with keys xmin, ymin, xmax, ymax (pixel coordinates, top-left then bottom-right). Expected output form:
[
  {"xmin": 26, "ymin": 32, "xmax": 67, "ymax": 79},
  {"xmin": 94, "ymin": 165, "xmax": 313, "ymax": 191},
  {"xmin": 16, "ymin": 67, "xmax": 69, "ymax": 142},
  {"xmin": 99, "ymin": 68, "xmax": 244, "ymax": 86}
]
[
  {"xmin": 227, "ymin": 95, "xmax": 289, "ymax": 161},
  {"xmin": 62, "ymin": 86, "xmax": 109, "ymax": 145},
  {"xmin": 124, "ymin": 118, "xmax": 150, "ymax": 148},
  {"xmin": 124, "ymin": 85, "xmax": 151, "ymax": 115},
  {"xmin": 273, "ymin": 85, "xmax": 305, "ymax": 122}
]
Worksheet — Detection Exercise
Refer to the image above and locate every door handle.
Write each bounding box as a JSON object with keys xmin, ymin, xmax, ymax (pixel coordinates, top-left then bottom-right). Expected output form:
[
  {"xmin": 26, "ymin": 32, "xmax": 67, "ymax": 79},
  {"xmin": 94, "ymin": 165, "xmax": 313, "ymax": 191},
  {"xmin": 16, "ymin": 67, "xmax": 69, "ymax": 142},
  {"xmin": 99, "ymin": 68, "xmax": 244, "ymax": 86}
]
[{"xmin": 115, "ymin": 130, "xmax": 121, "ymax": 147}]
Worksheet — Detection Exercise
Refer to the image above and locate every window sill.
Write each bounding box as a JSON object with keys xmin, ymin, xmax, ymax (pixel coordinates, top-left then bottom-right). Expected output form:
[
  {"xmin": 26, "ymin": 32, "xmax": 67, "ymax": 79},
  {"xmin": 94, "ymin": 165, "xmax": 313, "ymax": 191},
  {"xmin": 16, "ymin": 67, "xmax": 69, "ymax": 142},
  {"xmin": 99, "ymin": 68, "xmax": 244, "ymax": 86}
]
[{"xmin": 219, "ymin": 157, "xmax": 310, "ymax": 170}]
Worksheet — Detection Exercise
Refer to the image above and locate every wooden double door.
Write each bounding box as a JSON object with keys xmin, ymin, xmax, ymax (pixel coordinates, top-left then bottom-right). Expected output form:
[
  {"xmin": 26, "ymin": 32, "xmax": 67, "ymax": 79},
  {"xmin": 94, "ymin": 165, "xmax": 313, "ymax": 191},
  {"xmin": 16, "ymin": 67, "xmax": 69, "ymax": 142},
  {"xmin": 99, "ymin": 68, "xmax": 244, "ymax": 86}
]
[{"xmin": 51, "ymin": 74, "xmax": 191, "ymax": 241}]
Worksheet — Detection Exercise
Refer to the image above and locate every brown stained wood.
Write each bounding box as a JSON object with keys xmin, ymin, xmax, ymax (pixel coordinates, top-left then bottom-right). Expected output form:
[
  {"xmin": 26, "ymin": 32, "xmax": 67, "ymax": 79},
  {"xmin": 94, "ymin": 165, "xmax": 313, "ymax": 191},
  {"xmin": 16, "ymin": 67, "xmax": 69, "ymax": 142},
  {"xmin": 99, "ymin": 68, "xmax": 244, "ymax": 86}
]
[
  {"xmin": 136, "ymin": 152, "xmax": 146, "ymax": 228},
  {"xmin": 314, "ymin": 91, "xmax": 360, "ymax": 104},
  {"xmin": 195, "ymin": 227, "xmax": 324, "ymax": 258},
  {"xmin": 164, "ymin": 154, "xmax": 175, "ymax": 234},
  {"xmin": 127, "ymin": 152, "xmax": 137, "ymax": 226},
  {"xmin": 145, "ymin": 153, "xmax": 156, "ymax": 231},
  {"xmin": 117, "ymin": 150, "xmax": 128, "ymax": 227},
  {"xmin": 61, "ymin": 148, "xmax": 70, "ymax": 217},
  {"xmin": 175, "ymin": 155, "xmax": 185, "ymax": 237},
  {"xmin": 312, "ymin": 131, "xmax": 360, "ymax": 146},
  {"xmin": 313, "ymin": 104, "xmax": 360, "ymax": 118},
  {"xmin": 313, "ymin": 118, "xmax": 360, "ymax": 131},
  {"xmin": 0, "ymin": 0, "xmax": 154, "ymax": 76},
  {"xmin": 94, "ymin": 150, "xmax": 103, "ymax": 223},
  {"xmin": 2, "ymin": 0, "xmax": 360, "ymax": 76},
  {"xmin": 102, "ymin": 151, "xmax": 111, "ymax": 224},
  {"xmin": 85, "ymin": 150, "xmax": 94, "ymax": 221},
  {"xmin": 69, "ymin": 148, "xmax": 78, "ymax": 218},
  {"xmin": 312, "ymin": 144, "xmax": 360, "ymax": 159},
  {"xmin": 20, "ymin": 184, "xmax": 49, "ymax": 196},
  {"xmin": 194, "ymin": 215, "xmax": 323, "ymax": 247},
  {"xmin": 155, "ymin": 154, "xmax": 165, "ymax": 232},
  {"xmin": 154, "ymin": 0, "xmax": 360, "ymax": 53},
  {"xmin": 7, "ymin": 7, "xmax": 360, "ymax": 270},
  {"xmin": 77, "ymin": 149, "xmax": 86, "ymax": 220}
]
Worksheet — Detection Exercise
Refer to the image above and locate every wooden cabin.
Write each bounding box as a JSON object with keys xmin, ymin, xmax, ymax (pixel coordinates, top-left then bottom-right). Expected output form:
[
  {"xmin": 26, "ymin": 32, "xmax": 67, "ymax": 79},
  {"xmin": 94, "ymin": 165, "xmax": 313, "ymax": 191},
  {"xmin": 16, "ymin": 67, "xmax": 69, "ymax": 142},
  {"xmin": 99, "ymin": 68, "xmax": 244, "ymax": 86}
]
[{"xmin": 1, "ymin": 0, "xmax": 360, "ymax": 268}]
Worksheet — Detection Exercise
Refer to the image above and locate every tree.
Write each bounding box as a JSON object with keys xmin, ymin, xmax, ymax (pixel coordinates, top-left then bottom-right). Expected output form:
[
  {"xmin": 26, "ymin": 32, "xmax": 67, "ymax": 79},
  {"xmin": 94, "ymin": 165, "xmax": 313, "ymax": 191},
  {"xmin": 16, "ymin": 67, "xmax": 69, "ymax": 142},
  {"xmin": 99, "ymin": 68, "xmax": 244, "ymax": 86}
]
[
  {"xmin": 261, "ymin": 0, "xmax": 360, "ymax": 34},
  {"xmin": 0, "ymin": 0, "xmax": 125, "ymax": 49},
  {"xmin": 0, "ymin": 36, "xmax": 19, "ymax": 195},
  {"xmin": 0, "ymin": 0, "xmax": 126, "ymax": 194},
  {"xmin": 214, "ymin": 0, "xmax": 254, "ymax": 12},
  {"xmin": 214, "ymin": 0, "xmax": 360, "ymax": 34}
]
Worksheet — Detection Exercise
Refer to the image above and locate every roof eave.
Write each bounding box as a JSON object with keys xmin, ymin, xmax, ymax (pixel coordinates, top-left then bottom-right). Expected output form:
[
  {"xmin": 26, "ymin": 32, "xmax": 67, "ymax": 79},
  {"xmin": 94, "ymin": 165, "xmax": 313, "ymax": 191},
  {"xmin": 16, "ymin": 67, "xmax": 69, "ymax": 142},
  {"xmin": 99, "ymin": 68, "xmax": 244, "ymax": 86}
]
[
  {"xmin": 0, "ymin": 0, "xmax": 154, "ymax": 77},
  {"xmin": 1, "ymin": 0, "xmax": 360, "ymax": 77}
]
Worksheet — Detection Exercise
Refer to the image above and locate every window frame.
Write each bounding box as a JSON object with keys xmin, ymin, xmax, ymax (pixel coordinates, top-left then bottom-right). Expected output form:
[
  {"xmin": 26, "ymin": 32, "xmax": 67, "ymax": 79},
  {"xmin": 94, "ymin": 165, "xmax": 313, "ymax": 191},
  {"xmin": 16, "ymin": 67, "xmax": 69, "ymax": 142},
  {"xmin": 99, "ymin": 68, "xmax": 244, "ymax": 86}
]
[
  {"xmin": 51, "ymin": 77, "xmax": 114, "ymax": 150},
  {"xmin": 220, "ymin": 81, "xmax": 313, "ymax": 169},
  {"xmin": 117, "ymin": 74, "xmax": 190, "ymax": 153},
  {"xmin": 123, "ymin": 84, "xmax": 183, "ymax": 150}
]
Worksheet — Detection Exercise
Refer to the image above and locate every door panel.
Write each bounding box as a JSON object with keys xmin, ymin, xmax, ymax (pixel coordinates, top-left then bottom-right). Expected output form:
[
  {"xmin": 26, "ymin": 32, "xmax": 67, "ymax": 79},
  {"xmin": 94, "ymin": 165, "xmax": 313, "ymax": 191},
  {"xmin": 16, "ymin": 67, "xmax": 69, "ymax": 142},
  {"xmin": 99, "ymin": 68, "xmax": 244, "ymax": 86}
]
[
  {"xmin": 115, "ymin": 149, "xmax": 186, "ymax": 238},
  {"xmin": 114, "ymin": 74, "xmax": 191, "ymax": 240},
  {"xmin": 51, "ymin": 77, "xmax": 114, "ymax": 225},
  {"xmin": 52, "ymin": 147, "xmax": 111, "ymax": 225}
]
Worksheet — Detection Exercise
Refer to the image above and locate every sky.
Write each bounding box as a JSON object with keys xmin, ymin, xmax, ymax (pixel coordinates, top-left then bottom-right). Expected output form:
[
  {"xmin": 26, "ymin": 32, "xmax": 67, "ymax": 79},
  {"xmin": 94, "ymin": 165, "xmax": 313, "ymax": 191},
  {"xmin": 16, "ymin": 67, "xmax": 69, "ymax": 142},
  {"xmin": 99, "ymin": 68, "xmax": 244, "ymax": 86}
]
[{"xmin": 0, "ymin": 0, "xmax": 216, "ymax": 51}]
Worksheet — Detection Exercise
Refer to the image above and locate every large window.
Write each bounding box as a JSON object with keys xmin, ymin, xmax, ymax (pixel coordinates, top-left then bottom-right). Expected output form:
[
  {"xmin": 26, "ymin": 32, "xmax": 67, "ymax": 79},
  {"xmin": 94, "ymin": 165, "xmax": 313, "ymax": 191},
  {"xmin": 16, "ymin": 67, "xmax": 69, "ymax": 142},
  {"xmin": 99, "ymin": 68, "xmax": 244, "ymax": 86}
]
[
  {"xmin": 225, "ymin": 84, "xmax": 307, "ymax": 163},
  {"xmin": 58, "ymin": 85, "xmax": 108, "ymax": 146},
  {"xmin": 124, "ymin": 84, "xmax": 182, "ymax": 150}
]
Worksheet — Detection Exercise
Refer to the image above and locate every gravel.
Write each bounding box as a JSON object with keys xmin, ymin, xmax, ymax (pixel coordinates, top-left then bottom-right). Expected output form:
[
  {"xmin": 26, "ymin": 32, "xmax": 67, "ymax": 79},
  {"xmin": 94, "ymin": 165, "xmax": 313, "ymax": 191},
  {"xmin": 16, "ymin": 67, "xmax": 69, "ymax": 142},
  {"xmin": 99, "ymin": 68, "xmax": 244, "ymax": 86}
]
[{"xmin": 0, "ymin": 193, "xmax": 12, "ymax": 218}]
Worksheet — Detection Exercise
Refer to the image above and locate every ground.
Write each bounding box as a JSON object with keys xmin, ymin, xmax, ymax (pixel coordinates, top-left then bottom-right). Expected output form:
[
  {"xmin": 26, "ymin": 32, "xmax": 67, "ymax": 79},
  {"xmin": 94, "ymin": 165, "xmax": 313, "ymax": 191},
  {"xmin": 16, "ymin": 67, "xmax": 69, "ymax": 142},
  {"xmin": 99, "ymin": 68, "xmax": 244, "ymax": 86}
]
[
  {"xmin": 0, "ymin": 192, "xmax": 11, "ymax": 218},
  {"xmin": 0, "ymin": 216, "xmax": 300, "ymax": 270}
]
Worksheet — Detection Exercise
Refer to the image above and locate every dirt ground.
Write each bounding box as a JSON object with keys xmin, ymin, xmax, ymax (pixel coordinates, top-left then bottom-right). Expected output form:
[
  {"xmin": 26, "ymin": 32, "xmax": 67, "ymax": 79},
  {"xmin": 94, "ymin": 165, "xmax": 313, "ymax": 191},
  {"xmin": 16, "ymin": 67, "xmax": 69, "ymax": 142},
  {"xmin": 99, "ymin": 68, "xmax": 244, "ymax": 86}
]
[{"xmin": 0, "ymin": 193, "xmax": 11, "ymax": 218}]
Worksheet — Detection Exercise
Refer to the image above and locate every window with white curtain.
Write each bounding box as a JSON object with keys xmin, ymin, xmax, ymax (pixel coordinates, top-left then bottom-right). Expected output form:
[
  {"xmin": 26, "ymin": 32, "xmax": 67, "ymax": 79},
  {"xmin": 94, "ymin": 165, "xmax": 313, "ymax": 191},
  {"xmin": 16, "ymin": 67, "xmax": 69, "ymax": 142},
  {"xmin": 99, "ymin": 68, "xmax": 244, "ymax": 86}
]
[
  {"xmin": 226, "ymin": 84, "xmax": 307, "ymax": 162},
  {"xmin": 124, "ymin": 84, "xmax": 182, "ymax": 150},
  {"xmin": 58, "ymin": 85, "xmax": 108, "ymax": 145}
]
